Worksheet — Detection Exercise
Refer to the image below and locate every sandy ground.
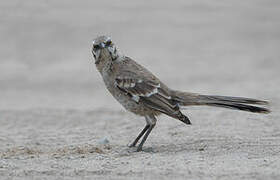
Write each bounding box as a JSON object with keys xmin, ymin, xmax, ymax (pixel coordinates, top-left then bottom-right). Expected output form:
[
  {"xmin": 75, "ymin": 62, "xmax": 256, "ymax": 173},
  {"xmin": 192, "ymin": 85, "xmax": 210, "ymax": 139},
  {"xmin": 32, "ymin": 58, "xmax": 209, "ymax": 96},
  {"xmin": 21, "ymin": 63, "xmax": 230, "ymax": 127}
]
[{"xmin": 1, "ymin": 0, "xmax": 280, "ymax": 179}]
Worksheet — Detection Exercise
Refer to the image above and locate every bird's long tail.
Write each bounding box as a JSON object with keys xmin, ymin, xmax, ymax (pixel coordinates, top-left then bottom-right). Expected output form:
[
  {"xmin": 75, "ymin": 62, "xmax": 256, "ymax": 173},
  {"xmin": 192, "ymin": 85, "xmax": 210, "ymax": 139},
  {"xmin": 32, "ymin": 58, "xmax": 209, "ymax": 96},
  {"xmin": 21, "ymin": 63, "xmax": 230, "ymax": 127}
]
[{"xmin": 171, "ymin": 91, "xmax": 270, "ymax": 114}]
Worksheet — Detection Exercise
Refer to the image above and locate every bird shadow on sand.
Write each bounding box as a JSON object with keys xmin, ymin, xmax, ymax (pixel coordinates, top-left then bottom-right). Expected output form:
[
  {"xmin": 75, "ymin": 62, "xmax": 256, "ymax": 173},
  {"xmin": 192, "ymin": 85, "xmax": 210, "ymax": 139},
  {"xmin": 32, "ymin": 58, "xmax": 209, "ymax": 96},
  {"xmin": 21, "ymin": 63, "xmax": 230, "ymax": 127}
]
[
  {"xmin": 116, "ymin": 140, "xmax": 209, "ymax": 156},
  {"xmin": 116, "ymin": 137, "xmax": 280, "ymax": 159}
]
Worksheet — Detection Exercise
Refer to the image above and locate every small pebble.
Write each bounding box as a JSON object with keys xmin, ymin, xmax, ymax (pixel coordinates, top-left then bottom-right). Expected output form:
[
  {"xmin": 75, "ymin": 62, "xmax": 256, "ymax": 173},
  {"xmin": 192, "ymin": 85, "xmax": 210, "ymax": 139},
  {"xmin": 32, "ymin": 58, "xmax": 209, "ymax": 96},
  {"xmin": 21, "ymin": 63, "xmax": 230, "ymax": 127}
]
[{"xmin": 98, "ymin": 137, "xmax": 109, "ymax": 145}]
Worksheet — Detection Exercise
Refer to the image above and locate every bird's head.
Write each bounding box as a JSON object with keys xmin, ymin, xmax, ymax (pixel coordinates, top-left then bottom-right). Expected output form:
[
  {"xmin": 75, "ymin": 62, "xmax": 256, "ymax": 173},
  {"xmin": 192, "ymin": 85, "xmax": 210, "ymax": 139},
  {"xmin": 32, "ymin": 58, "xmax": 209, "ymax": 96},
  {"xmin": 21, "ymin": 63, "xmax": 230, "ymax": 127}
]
[{"xmin": 92, "ymin": 36, "xmax": 119, "ymax": 65}]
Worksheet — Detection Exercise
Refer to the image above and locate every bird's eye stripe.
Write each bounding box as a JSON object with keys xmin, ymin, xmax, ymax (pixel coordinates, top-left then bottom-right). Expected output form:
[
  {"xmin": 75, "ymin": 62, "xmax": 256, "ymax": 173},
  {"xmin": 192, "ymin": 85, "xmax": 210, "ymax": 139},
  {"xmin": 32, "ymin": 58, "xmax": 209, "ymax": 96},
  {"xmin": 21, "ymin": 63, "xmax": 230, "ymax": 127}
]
[
  {"xmin": 105, "ymin": 40, "xmax": 112, "ymax": 46},
  {"xmin": 93, "ymin": 44, "xmax": 100, "ymax": 49}
]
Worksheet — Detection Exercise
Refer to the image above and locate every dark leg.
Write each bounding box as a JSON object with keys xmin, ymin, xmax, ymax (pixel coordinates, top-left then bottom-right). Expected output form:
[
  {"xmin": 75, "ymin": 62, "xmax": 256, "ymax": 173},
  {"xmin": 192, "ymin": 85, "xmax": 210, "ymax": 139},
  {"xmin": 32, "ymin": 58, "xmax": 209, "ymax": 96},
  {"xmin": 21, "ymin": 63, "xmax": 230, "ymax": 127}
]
[
  {"xmin": 136, "ymin": 124, "xmax": 155, "ymax": 152},
  {"xmin": 129, "ymin": 124, "xmax": 150, "ymax": 147}
]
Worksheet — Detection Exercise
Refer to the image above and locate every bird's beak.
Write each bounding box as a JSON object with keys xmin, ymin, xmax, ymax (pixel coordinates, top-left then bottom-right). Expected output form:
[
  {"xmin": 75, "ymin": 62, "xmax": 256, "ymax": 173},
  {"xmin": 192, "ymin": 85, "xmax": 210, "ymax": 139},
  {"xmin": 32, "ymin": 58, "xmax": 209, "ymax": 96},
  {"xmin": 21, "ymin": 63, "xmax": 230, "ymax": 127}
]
[
  {"xmin": 92, "ymin": 47, "xmax": 96, "ymax": 59},
  {"xmin": 92, "ymin": 47, "xmax": 101, "ymax": 64},
  {"xmin": 92, "ymin": 43, "xmax": 105, "ymax": 64}
]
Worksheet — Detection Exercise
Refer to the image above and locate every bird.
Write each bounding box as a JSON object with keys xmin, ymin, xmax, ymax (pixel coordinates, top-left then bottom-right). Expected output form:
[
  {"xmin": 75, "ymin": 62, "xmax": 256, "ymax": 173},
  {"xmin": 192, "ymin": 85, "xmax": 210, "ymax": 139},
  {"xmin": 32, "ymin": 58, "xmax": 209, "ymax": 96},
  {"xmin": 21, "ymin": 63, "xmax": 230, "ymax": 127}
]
[{"xmin": 91, "ymin": 35, "xmax": 270, "ymax": 152}]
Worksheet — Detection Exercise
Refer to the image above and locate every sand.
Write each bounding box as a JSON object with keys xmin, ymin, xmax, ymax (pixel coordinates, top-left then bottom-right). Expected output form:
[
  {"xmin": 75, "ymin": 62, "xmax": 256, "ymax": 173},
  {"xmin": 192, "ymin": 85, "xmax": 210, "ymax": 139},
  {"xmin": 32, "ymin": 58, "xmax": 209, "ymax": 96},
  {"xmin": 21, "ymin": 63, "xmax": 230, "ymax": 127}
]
[{"xmin": 0, "ymin": 0, "xmax": 280, "ymax": 179}]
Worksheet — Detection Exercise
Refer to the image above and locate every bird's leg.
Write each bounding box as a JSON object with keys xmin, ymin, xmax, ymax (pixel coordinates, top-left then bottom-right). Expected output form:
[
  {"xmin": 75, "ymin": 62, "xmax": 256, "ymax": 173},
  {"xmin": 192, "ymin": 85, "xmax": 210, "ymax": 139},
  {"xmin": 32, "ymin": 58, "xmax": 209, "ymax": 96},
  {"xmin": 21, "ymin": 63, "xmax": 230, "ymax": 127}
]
[
  {"xmin": 136, "ymin": 124, "xmax": 155, "ymax": 152},
  {"xmin": 129, "ymin": 124, "xmax": 150, "ymax": 147},
  {"xmin": 136, "ymin": 115, "xmax": 157, "ymax": 152}
]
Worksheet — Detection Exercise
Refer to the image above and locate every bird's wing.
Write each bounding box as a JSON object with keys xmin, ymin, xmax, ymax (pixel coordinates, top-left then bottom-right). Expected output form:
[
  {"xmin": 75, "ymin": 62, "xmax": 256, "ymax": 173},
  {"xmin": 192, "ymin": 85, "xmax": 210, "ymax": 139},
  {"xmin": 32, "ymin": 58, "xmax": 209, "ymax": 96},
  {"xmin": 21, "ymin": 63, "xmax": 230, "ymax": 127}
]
[{"xmin": 115, "ymin": 71, "xmax": 180, "ymax": 115}]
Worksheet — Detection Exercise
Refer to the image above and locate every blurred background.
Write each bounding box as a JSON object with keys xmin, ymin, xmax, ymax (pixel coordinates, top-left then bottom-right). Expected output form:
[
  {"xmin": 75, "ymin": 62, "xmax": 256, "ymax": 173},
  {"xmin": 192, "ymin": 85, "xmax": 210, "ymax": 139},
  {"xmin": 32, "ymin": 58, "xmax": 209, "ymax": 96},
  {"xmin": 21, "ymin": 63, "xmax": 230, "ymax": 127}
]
[{"xmin": 1, "ymin": 0, "xmax": 279, "ymax": 110}]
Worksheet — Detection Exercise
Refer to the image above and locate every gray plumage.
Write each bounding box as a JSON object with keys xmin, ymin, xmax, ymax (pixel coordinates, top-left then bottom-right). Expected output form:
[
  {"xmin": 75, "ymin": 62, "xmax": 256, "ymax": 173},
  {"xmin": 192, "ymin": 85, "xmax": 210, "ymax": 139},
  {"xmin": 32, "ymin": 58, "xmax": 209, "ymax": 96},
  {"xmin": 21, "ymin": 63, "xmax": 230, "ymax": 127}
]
[{"xmin": 92, "ymin": 36, "xmax": 270, "ymax": 151}]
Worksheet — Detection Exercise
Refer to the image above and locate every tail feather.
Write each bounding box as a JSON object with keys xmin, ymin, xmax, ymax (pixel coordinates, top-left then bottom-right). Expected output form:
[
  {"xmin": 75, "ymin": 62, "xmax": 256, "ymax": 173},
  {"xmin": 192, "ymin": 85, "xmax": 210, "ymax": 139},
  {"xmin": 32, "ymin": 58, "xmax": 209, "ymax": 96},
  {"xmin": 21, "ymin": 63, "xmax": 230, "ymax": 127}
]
[
  {"xmin": 199, "ymin": 95, "xmax": 269, "ymax": 105},
  {"xmin": 205, "ymin": 102, "xmax": 270, "ymax": 114},
  {"xmin": 171, "ymin": 91, "xmax": 270, "ymax": 114}
]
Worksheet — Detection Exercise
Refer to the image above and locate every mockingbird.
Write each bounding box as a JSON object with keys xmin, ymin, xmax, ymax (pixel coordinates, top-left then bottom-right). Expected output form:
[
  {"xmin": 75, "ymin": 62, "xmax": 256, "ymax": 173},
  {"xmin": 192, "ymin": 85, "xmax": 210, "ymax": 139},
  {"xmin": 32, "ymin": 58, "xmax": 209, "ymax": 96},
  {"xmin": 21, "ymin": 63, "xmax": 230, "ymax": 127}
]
[{"xmin": 91, "ymin": 35, "xmax": 270, "ymax": 152}]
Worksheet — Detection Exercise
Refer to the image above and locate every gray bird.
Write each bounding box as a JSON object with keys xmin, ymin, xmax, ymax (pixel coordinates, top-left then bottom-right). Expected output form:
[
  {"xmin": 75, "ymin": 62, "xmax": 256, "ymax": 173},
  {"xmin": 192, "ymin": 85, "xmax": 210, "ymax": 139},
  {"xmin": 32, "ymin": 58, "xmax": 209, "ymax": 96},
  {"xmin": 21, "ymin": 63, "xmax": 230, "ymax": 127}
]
[{"xmin": 92, "ymin": 36, "xmax": 270, "ymax": 152}]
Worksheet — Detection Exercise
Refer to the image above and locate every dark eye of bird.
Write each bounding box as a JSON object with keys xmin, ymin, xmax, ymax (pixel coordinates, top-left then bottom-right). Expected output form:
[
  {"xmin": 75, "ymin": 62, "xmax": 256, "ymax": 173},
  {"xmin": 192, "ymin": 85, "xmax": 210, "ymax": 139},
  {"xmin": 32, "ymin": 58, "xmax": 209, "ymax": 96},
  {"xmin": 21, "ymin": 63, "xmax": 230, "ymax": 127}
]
[
  {"xmin": 105, "ymin": 40, "xmax": 112, "ymax": 46},
  {"xmin": 93, "ymin": 44, "xmax": 100, "ymax": 49}
]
